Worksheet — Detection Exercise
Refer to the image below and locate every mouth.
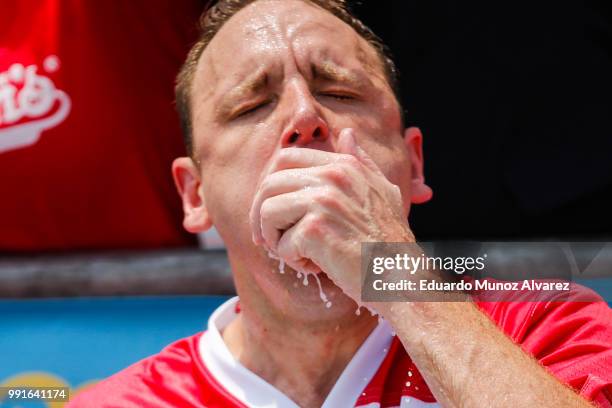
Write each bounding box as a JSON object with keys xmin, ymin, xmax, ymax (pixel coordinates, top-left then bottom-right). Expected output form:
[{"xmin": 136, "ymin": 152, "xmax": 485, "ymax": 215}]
[
  {"xmin": 265, "ymin": 253, "xmax": 334, "ymax": 307},
  {"xmin": 265, "ymin": 247, "xmax": 324, "ymax": 274}
]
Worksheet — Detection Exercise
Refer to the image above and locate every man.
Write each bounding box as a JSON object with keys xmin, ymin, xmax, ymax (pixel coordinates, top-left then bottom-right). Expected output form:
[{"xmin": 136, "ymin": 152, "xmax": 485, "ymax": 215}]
[{"xmin": 69, "ymin": 0, "xmax": 612, "ymax": 407}]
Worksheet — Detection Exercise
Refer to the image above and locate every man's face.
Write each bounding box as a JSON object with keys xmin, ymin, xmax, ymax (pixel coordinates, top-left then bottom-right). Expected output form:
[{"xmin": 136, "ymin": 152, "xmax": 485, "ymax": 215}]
[{"xmin": 177, "ymin": 0, "xmax": 428, "ymax": 318}]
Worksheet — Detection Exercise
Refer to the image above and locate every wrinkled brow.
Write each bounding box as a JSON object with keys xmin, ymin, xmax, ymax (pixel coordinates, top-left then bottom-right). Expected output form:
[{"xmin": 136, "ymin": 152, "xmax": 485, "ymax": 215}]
[{"xmin": 215, "ymin": 60, "xmax": 372, "ymax": 119}]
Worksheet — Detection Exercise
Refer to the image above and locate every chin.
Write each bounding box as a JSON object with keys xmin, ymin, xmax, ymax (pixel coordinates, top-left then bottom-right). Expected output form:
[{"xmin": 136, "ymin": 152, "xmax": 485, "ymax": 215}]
[
  {"xmin": 247, "ymin": 254, "xmax": 365, "ymax": 323},
  {"xmin": 274, "ymin": 267, "xmax": 363, "ymax": 321}
]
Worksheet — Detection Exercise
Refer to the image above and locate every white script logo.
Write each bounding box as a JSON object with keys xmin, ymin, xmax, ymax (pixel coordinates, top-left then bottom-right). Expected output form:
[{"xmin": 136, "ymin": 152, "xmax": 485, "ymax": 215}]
[{"xmin": 0, "ymin": 55, "xmax": 71, "ymax": 153}]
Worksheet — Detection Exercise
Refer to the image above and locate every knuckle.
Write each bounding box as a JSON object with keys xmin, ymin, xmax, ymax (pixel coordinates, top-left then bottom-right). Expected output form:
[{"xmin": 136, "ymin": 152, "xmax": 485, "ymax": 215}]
[
  {"xmin": 260, "ymin": 177, "xmax": 272, "ymax": 193},
  {"xmin": 389, "ymin": 183, "xmax": 403, "ymax": 202},
  {"xmin": 392, "ymin": 183, "xmax": 402, "ymax": 196},
  {"xmin": 274, "ymin": 149, "xmax": 293, "ymax": 168},
  {"xmin": 260, "ymin": 199, "xmax": 273, "ymax": 221},
  {"xmin": 303, "ymin": 213, "xmax": 325, "ymax": 237},
  {"xmin": 341, "ymin": 154, "xmax": 359, "ymax": 168},
  {"xmin": 324, "ymin": 165, "xmax": 351, "ymax": 189},
  {"xmin": 313, "ymin": 187, "xmax": 340, "ymax": 208},
  {"xmin": 342, "ymin": 154, "xmax": 359, "ymax": 165}
]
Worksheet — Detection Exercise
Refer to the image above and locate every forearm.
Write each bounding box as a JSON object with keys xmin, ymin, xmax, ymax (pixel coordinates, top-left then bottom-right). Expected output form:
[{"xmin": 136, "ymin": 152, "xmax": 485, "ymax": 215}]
[{"xmin": 379, "ymin": 301, "xmax": 594, "ymax": 408}]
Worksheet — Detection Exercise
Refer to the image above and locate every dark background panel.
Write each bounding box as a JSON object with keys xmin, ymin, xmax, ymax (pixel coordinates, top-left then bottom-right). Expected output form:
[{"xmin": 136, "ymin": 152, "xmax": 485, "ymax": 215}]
[{"xmin": 351, "ymin": 0, "xmax": 612, "ymax": 239}]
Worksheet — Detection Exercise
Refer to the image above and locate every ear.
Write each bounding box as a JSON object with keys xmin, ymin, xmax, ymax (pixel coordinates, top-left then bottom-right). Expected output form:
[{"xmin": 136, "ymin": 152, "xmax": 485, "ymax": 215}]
[
  {"xmin": 404, "ymin": 127, "xmax": 433, "ymax": 204},
  {"xmin": 172, "ymin": 157, "xmax": 213, "ymax": 233}
]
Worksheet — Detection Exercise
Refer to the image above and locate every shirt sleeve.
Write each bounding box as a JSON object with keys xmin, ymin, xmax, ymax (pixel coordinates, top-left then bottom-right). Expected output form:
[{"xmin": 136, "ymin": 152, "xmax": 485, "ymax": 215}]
[{"xmin": 477, "ymin": 284, "xmax": 612, "ymax": 407}]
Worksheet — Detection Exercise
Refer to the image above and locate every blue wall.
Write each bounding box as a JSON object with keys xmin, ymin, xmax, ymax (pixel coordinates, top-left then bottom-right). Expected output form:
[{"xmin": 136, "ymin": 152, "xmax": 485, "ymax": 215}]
[
  {"xmin": 0, "ymin": 291, "xmax": 609, "ymax": 406},
  {"xmin": 0, "ymin": 296, "xmax": 229, "ymax": 405}
]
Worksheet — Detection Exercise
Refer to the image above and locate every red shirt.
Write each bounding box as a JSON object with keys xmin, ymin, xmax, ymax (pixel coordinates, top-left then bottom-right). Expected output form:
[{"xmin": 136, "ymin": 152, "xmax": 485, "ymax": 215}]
[
  {"xmin": 69, "ymin": 287, "xmax": 612, "ymax": 408},
  {"xmin": 0, "ymin": 0, "xmax": 203, "ymax": 250}
]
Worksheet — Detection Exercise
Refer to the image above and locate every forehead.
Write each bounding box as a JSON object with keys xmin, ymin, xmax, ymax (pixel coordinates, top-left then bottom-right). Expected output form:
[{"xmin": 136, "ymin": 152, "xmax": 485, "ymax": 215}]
[{"xmin": 194, "ymin": 0, "xmax": 384, "ymax": 96}]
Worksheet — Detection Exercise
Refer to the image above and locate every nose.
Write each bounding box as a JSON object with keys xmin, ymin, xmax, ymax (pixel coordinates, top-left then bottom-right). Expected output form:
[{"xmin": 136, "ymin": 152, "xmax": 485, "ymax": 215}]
[{"xmin": 280, "ymin": 87, "xmax": 329, "ymax": 148}]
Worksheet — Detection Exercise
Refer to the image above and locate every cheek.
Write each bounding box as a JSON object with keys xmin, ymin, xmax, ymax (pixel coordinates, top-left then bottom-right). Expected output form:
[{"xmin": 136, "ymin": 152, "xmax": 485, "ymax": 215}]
[
  {"xmin": 201, "ymin": 165, "xmax": 252, "ymax": 237},
  {"xmin": 385, "ymin": 95, "xmax": 403, "ymax": 127},
  {"xmin": 388, "ymin": 153, "xmax": 413, "ymax": 217},
  {"xmin": 372, "ymin": 142, "xmax": 412, "ymax": 188},
  {"xmin": 357, "ymin": 133, "xmax": 413, "ymax": 212},
  {"xmin": 367, "ymin": 79, "xmax": 403, "ymax": 131},
  {"xmin": 348, "ymin": 103, "xmax": 407, "ymax": 179},
  {"xmin": 347, "ymin": 95, "xmax": 402, "ymax": 146},
  {"xmin": 199, "ymin": 123, "xmax": 279, "ymax": 241}
]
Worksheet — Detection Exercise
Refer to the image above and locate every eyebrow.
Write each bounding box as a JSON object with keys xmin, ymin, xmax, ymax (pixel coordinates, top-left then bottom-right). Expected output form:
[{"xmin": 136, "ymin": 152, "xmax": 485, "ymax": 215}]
[
  {"xmin": 312, "ymin": 61, "xmax": 371, "ymax": 89},
  {"xmin": 215, "ymin": 61, "xmax": 371, "ymax": 119},
  {"xmin": 234, "ymin": 71, "xmax": 269, "ymax": 97},
  {"xmin": 216, "ymin": 70, "xmax": 269, "ymax": 118}
]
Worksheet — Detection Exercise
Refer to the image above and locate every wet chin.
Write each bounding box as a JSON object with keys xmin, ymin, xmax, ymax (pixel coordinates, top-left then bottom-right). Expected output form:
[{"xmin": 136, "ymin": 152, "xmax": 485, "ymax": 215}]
[{"xmin": 267, "ymin": 266, "xmax": 360, "ymax": 319}]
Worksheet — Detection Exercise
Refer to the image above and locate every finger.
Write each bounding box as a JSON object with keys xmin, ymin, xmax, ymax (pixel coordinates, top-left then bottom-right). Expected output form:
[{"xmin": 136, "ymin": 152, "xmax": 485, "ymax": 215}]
[
  {"xmin": 269, "ymin": 147, "xmax": 344, "ymax": 174},
  {"xmin": 250, "ymin": 169, "xmax": 320, "ymax": 244},
  {"xmin": 251, "ymin": 147, "xmax": 346, "ymax": 245},
  {"xmin": 337, "ymin": 128, "xmax": 384, "ymax": 176},
  {"xmin": 276, "ymin": 214, "xmax": 323, "ymax": 275},
  {"xmin": 336, "ymin": 128, "xmax": 359, "ymax": 156},
  {"xmin": 259, "ymin": 189, "xmax": 315, "ymax": 251},
  {"xmin": 251, "ymin": 148, "xmax": 340, "ymax": 245}
]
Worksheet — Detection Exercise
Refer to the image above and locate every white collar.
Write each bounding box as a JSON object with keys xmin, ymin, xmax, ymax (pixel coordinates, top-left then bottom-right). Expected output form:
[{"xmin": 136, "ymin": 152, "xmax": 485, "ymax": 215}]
[{"xmin": 198, "ymin": 296, "xmax": 394, "ymax": 408}]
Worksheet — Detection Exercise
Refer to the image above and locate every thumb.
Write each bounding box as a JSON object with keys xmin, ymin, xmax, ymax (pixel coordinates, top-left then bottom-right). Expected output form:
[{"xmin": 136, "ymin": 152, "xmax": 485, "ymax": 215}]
[{"xmin": 337, "ymin": 128, "xmax": 382, "ymax": 174}]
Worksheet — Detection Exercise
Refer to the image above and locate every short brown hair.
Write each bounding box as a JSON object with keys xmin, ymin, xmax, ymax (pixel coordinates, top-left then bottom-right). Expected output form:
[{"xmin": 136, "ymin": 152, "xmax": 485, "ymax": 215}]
[{"xmin": 175, "ymin": 0, "xmax": 401, "ymax": 156}]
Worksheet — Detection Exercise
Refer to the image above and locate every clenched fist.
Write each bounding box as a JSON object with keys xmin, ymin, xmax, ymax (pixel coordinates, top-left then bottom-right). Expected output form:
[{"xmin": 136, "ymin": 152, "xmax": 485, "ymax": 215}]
[{"xmin": 250, "ymin": 128, "xmax": 415, "ymax": 300}]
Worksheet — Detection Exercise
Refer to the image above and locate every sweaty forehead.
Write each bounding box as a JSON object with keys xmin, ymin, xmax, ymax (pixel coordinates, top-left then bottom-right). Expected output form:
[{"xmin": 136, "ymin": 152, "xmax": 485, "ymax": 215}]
[{"xmin": 195, "ymin": 0, "xmax": 383, "ymax": 95}]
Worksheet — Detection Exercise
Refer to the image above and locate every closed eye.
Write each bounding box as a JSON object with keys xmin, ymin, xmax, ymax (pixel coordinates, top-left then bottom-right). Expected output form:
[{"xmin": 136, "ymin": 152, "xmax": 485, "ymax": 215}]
[
  {"xmin": 319, "ymin": 92, "xmax": 355, "ymax": 101},
  {"xmin": 235, "ymin": 101, "xmax": 270, "ymax": 118}
]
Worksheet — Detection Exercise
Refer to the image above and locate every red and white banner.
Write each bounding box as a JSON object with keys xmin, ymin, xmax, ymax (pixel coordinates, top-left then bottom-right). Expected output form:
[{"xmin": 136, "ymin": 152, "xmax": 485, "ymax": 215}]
[{"xmin": 0, "ymin": 0, "xmax": 204, "ymax": 250}]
